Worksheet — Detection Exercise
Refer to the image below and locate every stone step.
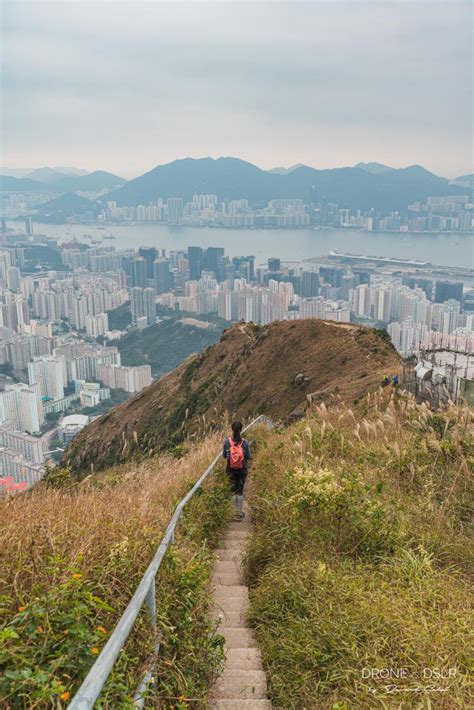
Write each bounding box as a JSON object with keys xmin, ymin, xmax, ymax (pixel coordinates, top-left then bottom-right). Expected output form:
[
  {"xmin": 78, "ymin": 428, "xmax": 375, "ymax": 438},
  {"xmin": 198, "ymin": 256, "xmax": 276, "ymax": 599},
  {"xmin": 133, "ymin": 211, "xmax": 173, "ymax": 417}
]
[
  {"xmin": 221, "ymin": 627, "xmax": 258, "ymax": 649},
  {"xmin": 212, "ymin": 670, "xmax": 268, "ymax": 699},
  {"xmin": 213, "ymin": 610, "xmax": 246, "ymax": 628},
  {"xmin": 212, "ymin": 572, "xmax": 244, "ymax": 586},
  {"xmin": 225, "ymin": 648, "xmax": 263, "ymax": 671},
  {"xmin": 209, "ymin": 701, "xmax": 272, "ymax": 710},
  {"xmin": 227, "ymin": 521, "xmax": 252, "ymax": 532},
  {"xmin": 215, "ymin": 549, "xmax": 241, "ymax": 562},
  {"xmin": 211, "ymin": 596, "xmax": 249, "ymax": 615},
  {"xmin": 221, "ymin": 540, "xmax": 246, "ymax": 550},
  {"xmin": 223, "ymin": 530, "xmax": 249, "ymax": 540},
  {"xmin": 213, "ymin": 585, "xmax": 249, "ymax": 600},
  {"xmin": 214, "ymin": 560, "xmax": 240, "ymax": 574}
]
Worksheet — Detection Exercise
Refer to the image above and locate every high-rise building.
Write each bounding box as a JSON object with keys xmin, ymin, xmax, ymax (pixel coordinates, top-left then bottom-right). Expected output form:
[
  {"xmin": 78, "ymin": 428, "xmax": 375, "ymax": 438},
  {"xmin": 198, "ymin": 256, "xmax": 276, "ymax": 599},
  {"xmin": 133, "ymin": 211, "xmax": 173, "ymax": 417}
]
[
  {"xmin": 153, "ymin": 258, "xmax": 172, "ymax": 295},
  {"xmin": 130, "ymin": 287, "xmax": 155, "ymax": 326},
  {"xmin": 85, "ymin": 313, "xmax": 109, "ymax": 338},
  {"xmin": 25, "ymin": 217, "xmax": 33, "ymax": 235},
  {"xmin": 301, "ymin": 270, "xmax": 320, "ymax": 298},
  {"xmin": 6, "ymin": 267, "xmax": 21, "ymax": 292},
  {"xmin": 131, "ymin": 257, "xmax": 148, "ymax": 288},
  {"xmin": 167, "ymin": 198, "xmax": 184, "ymax": 225},
  {"xmin": 0, "ymin": 383, "xmax": 44, "ymax": 433},
  {"xmin": 138, "ymin": 246, "xmax": 158, "ymax": 279},
  {"xmin": 188, "ymin": 247, "xmax": 203, "ymax": 280},
  {"xmin": 28, "ymin": 356, "xmax": 65, "ymax": 401},
  {"xmin": 268, "ymin": 257, "xmax": 281, "ymax": 272},
  {"xmin": 205, "ymin": 247, "xmax": 225, "ymax": 276},
  {"xmin": 434, "ymin": 281, "xmax": 463, "ymax": 304}
]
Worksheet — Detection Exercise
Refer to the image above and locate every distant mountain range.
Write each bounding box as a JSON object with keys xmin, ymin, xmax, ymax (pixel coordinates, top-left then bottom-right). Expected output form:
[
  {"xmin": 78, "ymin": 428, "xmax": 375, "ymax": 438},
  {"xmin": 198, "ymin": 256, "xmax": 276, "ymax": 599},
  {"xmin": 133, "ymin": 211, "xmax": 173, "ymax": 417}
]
[
  {"xmin": 104, "ymin": 157, "xmax": 468, "ymax": 212},
  {"xmin": 0, "ymin": 166, "xmax": 89, "ymax": 180},
  {"xmin": 1, "ymin": 158, "xmax": 471, "ymax": 219},
  {"xmin": 354, "ymin": 162, "xmax": 394, "ymax": 175},
  {"xmin": 0, "ymin": 170, "xmax": 125, "ymax": 195}
]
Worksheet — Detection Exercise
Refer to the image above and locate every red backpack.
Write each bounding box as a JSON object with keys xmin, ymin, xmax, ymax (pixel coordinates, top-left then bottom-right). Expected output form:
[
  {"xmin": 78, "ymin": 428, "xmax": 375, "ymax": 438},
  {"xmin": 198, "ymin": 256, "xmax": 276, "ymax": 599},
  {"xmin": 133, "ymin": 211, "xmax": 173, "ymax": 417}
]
[{"xmin": 229, "ymin": 437, "xmax": 245, "ymax": 469}]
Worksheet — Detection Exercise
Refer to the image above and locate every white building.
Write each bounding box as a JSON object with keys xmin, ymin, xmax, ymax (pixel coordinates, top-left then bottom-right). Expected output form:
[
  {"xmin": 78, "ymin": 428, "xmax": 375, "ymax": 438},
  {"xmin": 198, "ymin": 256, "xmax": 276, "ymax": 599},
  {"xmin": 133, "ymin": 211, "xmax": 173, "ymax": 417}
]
[
  {"xmin": 28, "ymin": 355, "xmax": 66, "ymax": 401},
  {"xmin": 0, "ymin": 383, "xmax": 44, "ymax": 433},
  {"xmin": 85, "ymin": 312, "xmax": 109, "ymax": 338},
  {"xmin": 60, "ymin": 414, "xmax": 90, "ymax": 442},
  {"xmin": 0, "ymin": 426, "xmax": 44, "ymax": 463},
  {"xmin": 98, "ymin": 363, "xmax": 152, "ymax": 393}
]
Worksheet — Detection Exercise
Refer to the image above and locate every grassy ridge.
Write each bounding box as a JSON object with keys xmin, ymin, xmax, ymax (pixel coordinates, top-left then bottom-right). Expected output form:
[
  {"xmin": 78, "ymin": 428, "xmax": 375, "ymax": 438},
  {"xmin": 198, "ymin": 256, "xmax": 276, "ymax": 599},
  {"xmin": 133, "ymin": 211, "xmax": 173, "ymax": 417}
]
[
  {"xmin": 244, "ymin": 391, "xmax": 473, "ymax": 709},
  {"xmin": 0, "ymin": 435, "xmax": 231, "ymax": 708}
]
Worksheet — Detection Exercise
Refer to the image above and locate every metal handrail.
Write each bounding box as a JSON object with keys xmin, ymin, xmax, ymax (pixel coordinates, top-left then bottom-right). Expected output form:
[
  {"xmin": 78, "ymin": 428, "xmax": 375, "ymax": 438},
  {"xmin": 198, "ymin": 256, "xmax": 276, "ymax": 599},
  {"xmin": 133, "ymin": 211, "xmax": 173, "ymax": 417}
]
[{"xmin": 69, "ymin": 414, "xmax": 273, "ymax": 709}]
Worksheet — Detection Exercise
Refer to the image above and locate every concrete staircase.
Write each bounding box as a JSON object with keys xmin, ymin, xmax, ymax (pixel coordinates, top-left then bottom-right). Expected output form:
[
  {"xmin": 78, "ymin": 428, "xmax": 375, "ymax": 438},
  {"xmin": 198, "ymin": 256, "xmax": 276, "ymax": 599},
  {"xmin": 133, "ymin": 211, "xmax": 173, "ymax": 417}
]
[{"xmin": 209, "ymin": 504, "xmax": 271, "ymax": 710}]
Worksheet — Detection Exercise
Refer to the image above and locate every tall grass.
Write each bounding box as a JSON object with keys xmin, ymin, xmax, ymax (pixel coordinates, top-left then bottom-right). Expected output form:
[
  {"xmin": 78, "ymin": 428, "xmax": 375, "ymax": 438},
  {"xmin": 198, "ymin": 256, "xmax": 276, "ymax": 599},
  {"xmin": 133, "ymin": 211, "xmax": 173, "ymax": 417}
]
[
  {"xmin": 0, "ymin": 432, "xmax": 231, "ymax": 708},
  {"xmin": 244, "ymin": 390, "xmax": 473, "ymax": 709}
]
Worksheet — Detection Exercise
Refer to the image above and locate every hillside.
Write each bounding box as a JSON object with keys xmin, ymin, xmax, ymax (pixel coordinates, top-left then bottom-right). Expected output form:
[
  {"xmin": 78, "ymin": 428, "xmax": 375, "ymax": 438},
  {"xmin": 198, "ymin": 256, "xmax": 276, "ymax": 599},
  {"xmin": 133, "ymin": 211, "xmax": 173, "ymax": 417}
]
[
  {"xmin": 64, "ymin": 320, "xmax": 400, "ymax": 474},
  {"xmin": 32, "ymin": 192, "xmax": 98, "ymax": 222},
  {"xmin": 116, "ymin": 316, "xmax": 228, "ymax": 377},
  {"xmin": 103, "ymin": 156, "xmax": 465, "ymax": 212},
  {"xmin": 53, "ymin": 170, "xmax": 126, "ymax": 192},
  {"xmin": 245, "ymin": 393, "xmax": 473, "ymax": 707},
  {"xmin": 1, "ymin": 433, "xmax": 231, "ymax": 706},
  {"xmin": 0, "ymin": 175, "xmax": 54, "ymax": 192}
]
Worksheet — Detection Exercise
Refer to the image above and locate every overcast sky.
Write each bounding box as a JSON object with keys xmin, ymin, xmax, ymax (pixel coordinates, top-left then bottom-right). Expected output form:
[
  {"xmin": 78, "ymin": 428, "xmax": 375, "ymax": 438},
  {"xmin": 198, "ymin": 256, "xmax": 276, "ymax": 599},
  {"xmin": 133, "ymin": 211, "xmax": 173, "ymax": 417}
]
[{"xmin": 1, "ymin": 0, "xmax": 472, "ymax": 178}]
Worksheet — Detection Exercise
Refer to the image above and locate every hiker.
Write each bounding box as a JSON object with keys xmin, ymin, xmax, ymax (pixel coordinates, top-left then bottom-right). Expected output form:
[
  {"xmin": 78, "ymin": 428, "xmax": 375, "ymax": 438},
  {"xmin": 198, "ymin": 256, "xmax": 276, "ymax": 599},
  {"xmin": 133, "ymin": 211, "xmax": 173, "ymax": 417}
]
[
  {"xmin": 382, "ymin": 374, "xmax": 390, "ymax": 387},
  {"xmin": 223, "ymin": 420, "xmax": 250, "ymax": 520},
  {"xmin": 392, "ymin": 374, "xmax": 399, "ymax": 387}
]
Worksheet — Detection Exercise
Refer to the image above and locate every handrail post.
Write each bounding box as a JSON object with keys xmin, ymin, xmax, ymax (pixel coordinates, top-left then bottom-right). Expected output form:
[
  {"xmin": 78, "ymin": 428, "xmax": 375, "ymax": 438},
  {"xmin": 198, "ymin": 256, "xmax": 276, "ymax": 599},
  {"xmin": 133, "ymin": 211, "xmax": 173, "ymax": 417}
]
[{"xmin": 146, "ymin": 578, "xmax": 158, "ymax": 700}]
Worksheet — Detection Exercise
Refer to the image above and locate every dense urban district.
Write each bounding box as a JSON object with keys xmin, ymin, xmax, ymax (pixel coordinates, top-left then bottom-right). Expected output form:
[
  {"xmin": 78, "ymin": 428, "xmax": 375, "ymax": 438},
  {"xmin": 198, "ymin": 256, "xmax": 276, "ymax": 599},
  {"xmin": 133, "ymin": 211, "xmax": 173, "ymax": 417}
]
[
  {"xmin": 0, "ymin": 208, "xmax": 472, "ymax": 491},
  {"xmin": 0, "ymin": 159, "xmax": 473, "ymax": 491},
  {"xmin": 1, "ymin": 157, "xmax": 473, "ymax": 232}
]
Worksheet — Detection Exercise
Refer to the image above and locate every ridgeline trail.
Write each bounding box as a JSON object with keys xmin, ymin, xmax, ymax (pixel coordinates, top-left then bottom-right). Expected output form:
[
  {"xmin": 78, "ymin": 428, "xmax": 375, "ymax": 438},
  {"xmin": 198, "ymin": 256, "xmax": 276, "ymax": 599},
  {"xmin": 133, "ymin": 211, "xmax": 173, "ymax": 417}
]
[{"xmin": 209, "ymin": 500, "xmax": 271, "ymax": 710}]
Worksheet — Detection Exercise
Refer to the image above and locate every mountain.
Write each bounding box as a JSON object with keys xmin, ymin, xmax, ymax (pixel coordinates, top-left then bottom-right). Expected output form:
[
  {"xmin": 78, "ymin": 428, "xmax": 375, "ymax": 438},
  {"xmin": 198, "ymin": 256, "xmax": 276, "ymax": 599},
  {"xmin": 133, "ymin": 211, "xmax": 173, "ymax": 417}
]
[
  {"xmin": 0, "ymin": 175, "xmax": 54, "ymax": 192},
  {"xmin": 26, "ymin": 167, "xmax": 73, "ymax": 185},
  {"xmin": 64, "ymin": 319, "xmax": 400, "ymax": 474},
  {"xmin": 32, "ymin": 192, "xmax": 97, "ymax": 222},
  {"xmin": 450, "ymin": 174, "xmax": 474, "ymax": 189},
  {"xmin": 0, "ymin": 165, "xmax": 88, "ymax": 182},
  {"xmin": 354, "ymin": 161, "xmax": 394, "ymax": 175},
  {"xmin": 0, "ymin": 167, "xmax": 36, "ymax": 178},
  {"xmin": 51, "ymin": 166, "xmax": 89, "ymax": 177},
  {"xmin": 268, "ymin": 164, "xmax": 307, "ymax": 175},
  {"xmin": 105, "ymin": 157, "xmax": 465, "ymax": 212},
  {"xmin": 53, "ymin": 170, "xmax": 126, "ymax": 192}
]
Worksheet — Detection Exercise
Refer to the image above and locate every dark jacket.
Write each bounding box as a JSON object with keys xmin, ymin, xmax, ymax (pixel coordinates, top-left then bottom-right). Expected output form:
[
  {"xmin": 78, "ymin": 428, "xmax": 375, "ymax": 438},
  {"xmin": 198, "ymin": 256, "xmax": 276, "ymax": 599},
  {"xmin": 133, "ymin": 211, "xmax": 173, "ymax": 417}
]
[{"xmin": 223, "ymin": 436, "xmax": 250, "ymax": 472}]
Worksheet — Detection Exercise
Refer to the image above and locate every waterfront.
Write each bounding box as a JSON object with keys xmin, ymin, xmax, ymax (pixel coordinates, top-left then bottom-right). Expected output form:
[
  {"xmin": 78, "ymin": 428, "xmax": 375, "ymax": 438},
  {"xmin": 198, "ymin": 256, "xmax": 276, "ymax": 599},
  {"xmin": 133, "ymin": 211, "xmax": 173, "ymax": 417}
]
[{"xmin": 7, "ymin": 221, "xmax": 474, "ymax": 269}]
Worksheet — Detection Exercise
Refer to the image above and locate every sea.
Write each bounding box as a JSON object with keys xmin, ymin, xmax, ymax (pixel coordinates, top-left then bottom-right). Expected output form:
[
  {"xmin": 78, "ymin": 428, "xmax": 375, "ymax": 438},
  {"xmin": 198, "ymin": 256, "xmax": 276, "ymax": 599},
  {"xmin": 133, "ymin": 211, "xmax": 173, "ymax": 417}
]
[{"xmin": 8, "ymin": 221, "xmax": 474, "ymax": 270}]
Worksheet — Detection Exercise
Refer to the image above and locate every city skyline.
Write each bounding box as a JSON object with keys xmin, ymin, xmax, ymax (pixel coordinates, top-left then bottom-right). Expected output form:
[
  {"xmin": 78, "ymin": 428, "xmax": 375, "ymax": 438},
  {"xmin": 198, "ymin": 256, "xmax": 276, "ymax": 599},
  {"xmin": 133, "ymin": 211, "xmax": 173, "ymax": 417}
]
[{"xmin": 2, "ymin": 1, "xmax": 472, "ymax": 178}]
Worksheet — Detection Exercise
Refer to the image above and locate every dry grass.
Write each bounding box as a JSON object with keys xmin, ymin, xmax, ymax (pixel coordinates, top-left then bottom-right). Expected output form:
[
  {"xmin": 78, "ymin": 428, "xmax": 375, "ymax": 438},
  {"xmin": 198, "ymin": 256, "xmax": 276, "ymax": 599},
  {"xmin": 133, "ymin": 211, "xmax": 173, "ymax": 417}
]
[
  {"xmin": 245, "ymin": 389, "xmax": 474, "ymax": 709},
  {"xmin": 0, "ymin": 431, "xmax": 230, "ymax": 707},
  {"xmin": 1, "ymin": 432, "xmax": 222, "ymax": 602},
  {"xmin": 65, "ymin": 320, "xmax": 400, "ymax": 475}
]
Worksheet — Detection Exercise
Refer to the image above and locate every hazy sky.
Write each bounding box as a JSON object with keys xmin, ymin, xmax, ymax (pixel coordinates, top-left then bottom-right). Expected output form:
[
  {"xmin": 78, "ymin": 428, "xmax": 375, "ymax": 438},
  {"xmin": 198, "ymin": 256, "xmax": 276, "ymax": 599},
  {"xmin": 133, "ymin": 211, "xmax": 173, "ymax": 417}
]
[{"xmin": 1, "ymin": 0, "xmax": 472, "ymax": 178}]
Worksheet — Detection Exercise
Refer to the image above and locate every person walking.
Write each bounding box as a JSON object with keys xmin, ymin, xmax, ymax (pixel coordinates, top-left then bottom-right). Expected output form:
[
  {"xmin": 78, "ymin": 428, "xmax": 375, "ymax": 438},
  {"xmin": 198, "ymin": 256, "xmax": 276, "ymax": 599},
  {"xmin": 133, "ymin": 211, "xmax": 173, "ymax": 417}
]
[{"xmin": 223, "ymin": 420, "xmax": 250, "ymax": 520}]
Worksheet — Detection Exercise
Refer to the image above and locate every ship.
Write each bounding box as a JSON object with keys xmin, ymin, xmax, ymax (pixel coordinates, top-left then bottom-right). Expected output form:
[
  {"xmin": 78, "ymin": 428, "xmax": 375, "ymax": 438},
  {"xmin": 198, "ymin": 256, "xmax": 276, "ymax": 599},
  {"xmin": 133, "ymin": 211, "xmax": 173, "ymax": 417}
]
[{"xmin": 328, "ymin": 249, "xmax": 431, "ymax": 268}]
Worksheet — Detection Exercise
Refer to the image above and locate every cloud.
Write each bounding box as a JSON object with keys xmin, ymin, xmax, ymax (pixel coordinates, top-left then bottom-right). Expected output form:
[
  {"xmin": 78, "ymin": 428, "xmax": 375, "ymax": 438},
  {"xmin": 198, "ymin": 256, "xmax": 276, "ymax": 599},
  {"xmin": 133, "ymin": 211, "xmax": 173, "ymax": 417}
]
[{"xmin": 1, "ymin": 0, "xmax": 472, "ymax": 177}]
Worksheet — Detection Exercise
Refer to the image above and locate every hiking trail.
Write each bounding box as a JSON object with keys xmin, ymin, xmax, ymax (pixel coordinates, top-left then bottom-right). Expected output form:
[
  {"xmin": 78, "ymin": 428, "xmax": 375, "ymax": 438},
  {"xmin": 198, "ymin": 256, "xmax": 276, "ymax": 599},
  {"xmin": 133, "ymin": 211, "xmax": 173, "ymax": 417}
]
[{"xmin": 209, "ymin": 500, "xmax": 271, "ymax": 709}]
